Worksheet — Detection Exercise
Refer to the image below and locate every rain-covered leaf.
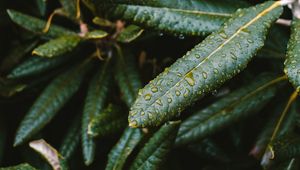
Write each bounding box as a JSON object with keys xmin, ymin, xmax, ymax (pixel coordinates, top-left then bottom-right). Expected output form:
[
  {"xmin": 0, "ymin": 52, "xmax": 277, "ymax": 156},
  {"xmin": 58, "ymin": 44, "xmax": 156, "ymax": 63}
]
[
  {"xmin": 7, "ymin": 9, "xmax": 76, "ymax": 38},
  {"xmin": 14, "ymin": 60, "xmax": 91, "ymax": 146},
  {"xmin": 94, "ymin": 0, "xmax": 248, "ymax": 36},
  {"xmin": 0, "ymin": 163, "xmax": 37, "ymax": 170},
  {"xmin": 129, "ymin": 1, "xmax": 283, "ymax": 128},
  {"xmin": 8, "ymin": 54, "xmax": 71, "ymax": 79},
  {"xmin": 175, "ymin": 73, "xmax": 284, "ymax": 146},
  {"xmin": 32, "ymin": 35, "xmax": 81, "ymax": 58},
  {"xmin": 88, "ymin": 104, "xmax": 127, "ymax": 138},
  {"xmin": 284, "ymin": 18, "xmax": 300, "ymax": 91},
  {"xmin": 29, "ymin": 139, "xmax": 68, "ymax": 170},
  {"xmin": 129, "ymin": 121, "xmax": 180, "ymax": 170},
  {"xmin": 117, "ymin": 25, "xmax": 144, "ymax": 43},
  {"xmin": 84, "ymin": 30, "xmax": 108, "ymax": 39},
  {"xmin": 114, "ymin": 49, "xmax": 142, "ymax": 107},
  {"xmin": 105, "ymin": 127, "xmax": 143, "ymax": 170},
  {"xmin": 81, "ymin": 58, "xmax": 111, "ymax": 165},
  {"xmin": 59, "ymin": 115, "xmax": 81, "ymax": 160}
]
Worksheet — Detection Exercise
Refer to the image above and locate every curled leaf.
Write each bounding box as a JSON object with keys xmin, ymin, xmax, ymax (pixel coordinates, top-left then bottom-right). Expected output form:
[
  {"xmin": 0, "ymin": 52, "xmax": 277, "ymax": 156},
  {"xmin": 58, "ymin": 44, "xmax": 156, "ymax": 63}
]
[{"xmin": 117, "ymin": 25, "xmax": 144, "ymax": 43}]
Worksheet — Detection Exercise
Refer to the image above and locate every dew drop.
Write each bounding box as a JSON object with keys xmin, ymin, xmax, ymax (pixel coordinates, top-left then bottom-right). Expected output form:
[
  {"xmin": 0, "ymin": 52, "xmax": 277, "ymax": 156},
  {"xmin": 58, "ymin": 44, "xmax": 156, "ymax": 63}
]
[
  {"xmin": 179, "ymin": 34, "xmax": 185, "ymax": 40},
  {"xmin": 144, "ymin": 94, "xmax": 152, "ymax": 101},
  {"xmin": 141, "ymin": 111, "xmax": 145, "ymax": 116},
  {"xmin": 175, "ymin": 90, "xmax": 181, "ymax": 96},
  {"xmin": 130, "ymin": 110, "xmax": 137, "ymax": 116},
  {"xmin": 167, "ymin": 97, "xmax": 172, "ymax": 103},
  {"xmin": 219, "ymin": 31, "xmax": 228, "ymax": 39},
  {"xmin": 230, "ymin": 52, "xmax": 237, "ymax": 60},
  {"xmin": 247, "ymin": 39, "xmax": 254, "ymax": 43},
  {"xmin": 291, "ymin": 60, "xmax": 297, "ymax": 64},
  {"xmin": 183, "ymin": 88, "xmax": 190, "ymax": 98},
  {"xmin": 213, "ymin": 68, "xmax": 219, "ymax": 74},
  {"xmin": 202, "ymin": 72, "xmax": 208, "ymax": 79},
  {"xmin": 156, "ymin": 99, "xmax": 163, "ymax": 106},
  {"xmin": 195, "ymin": 54, "xmax": 201, "ymax": 59},
  {"xmin": 151, "ymin": 87, "xmax": 158, "ymax": 93},
  {"xmin": 185, "ymin": 72, "xmax": 195, "ymax": 86},
  {"xmin": 159, "ymin": 32, "xmax": 164, "ymax": 36}
]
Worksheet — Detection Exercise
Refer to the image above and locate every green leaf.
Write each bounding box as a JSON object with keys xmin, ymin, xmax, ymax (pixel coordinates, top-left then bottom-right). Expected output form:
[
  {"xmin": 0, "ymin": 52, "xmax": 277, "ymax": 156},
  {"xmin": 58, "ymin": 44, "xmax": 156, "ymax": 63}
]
[
  {"xmin": 7, "ymin": 9, "xmax": 76, "ymax": 38},
  {"xmin": 59, "ymin": 115, "xmax": 81, "ymax": 160},
  {"xmin": 250, "ymin": 102, "xmax": 297, "ymax": 159},
  {"xmin": 84, "ymin": 30, "xmax": 108, "ymax": 39},
  {"xmin": 92, "ymin": 17, "xmax": 113, "ymax": 27},
  {"xmin": 284, "ymin": 18, "xmax": 300, "ymax": 91},
  {"xmin": 59, "ymin": 0, "xmax": 77, "ymax": 19},
  {"xmin": 36, "ymin": 0, "xmax": 47, "ymax": 16},
  {"xmin": 128, "ymin": 1, "xmax": 283, "ymax": 128},
  {"xmin": 14, "ymin": 60, "xmax": 91, "ymax": 146},
  {"xmin": 175, "ymin": 73, "xmax": 283, "ymax": 147},
  {"xmin": 95, "ymin": 0, "xmax": 248, "ymax": 36},
  {"xmin": 81, "ymin": 58, "xmax": 112, "ymax": 165},
  {"xmin": 114, "ymin": 49, "xmax": 142, "ymax": 107},
  {"xmin": 87, "ymin": 104, "xmax": 127, "ymax": 138},
  {"xmin": 105, "ymin": 127, "xmax": 143, "ymax": 170},
  {"xmin": 274, "ymin": 158, "xmax": 299, "ymax": 170},
  {"xmin": 129, "ymin": 121, "xmax": 180, "ymax": 170},
  {"xmin": 117, "ymin": 25, "xmax": 144, "ymax": 43},
  {"xmin": 7, "ymin": 54, "xmax": 71, "ymax": 79},
  {"xmin": 32, "ymin": 35, "xmax": 81, "ymax": 58},
  {"xmin": 0, "ymin": 163, "xmax": 37, "ymax": 170},
  {"xmin": 29, "ymin": 139, "xmax": 68, "ymax": 170},
  {"xmin": 0, "ymin": 82, "xmax": 27, "ymax": 97}
]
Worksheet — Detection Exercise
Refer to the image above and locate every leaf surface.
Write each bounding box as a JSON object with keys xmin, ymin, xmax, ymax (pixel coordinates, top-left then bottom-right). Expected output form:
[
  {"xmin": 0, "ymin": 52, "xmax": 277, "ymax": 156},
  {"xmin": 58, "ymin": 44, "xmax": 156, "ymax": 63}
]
[
  {"xmin": 0, "ymin": 163, "xmax": 37, "ymax": 170},
  {"xmin": 117, "ymin": 25, "xmax": 144, "ymax": 43}
]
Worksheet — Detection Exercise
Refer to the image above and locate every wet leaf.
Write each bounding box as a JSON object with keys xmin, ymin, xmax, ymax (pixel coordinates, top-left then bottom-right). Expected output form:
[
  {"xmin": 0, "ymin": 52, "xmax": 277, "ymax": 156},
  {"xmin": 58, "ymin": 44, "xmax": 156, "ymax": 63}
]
[
  {"xmin": 117, "ymin": 25, "xmax": 144, "ymax": 43},
  {"xmin": 84, "ymin": 30, "xmax": 108, "ymax": 39}
]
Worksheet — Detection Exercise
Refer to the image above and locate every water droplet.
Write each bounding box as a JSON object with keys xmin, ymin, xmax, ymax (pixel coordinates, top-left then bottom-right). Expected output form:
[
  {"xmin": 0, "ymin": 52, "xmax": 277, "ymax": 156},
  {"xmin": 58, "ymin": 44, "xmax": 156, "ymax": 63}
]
[
  {"xmin": 195, "ymin": 54, "xmax": 201, "ymax": 59},
  {"xmin": 247, "ymin": 39, "xmax": 254, "ymax": 43},
  {"xmin": 219, "ymin": 31, "xmax": 228, "ymax": 39},
  {"xmin": 185, "ymin": 72, "xmax": 195, "ymax": 86},
  {"xmin": 213, "ymin": 68, "xmax": 219, "ymax": 74},
  {"xmin": 230, "ymin": 52, "xmax": 237, "ymax": 60},
  {"xmin": 130, "ymin": 110, "xmax": 137, "ymax": 116},
  {"xmin": 179, "ymin": 34, "xmax": 185, "ymax": 40},
  {"xmin": 202, "ymin": 72, "xmax": 208, "ymax": 79},
  {"xmin": 159, "ymin": 32, "xmax": 164, "ymax": 36},
  {"xmin": 141, "ymin": 111, "xmax": 145, "ymax": 116},
  {"xmin": 167, "ymin": 97, "xmax": 172, "ymax": 103},
  {"xmin": 175, "ymin": 90, "xmax": 181, "ymax": 96},
  {"xmin": 151, "ymin": 87, "xmax": 158, "ymax": 93},
  {"xmin": 129, "ymin": 120, "xmax": 138, "ymax": 127},
  {"xmin": 291, "ymin": 60, "xmax": 297, "ymax": 64},
  {"xmin": 177, "ymin": 73, "xmax": 183, "ymax": 77},
  {"xmin": 183, "ymin": 88, "xmax": 190, "ymax": 98},
  {"xmin": 156, "ymin": 99, "xmax": 163, "ymax": 106},
  {"xmin": 144, "ymin": 94, "xmax": 152, "ymax": 101}
]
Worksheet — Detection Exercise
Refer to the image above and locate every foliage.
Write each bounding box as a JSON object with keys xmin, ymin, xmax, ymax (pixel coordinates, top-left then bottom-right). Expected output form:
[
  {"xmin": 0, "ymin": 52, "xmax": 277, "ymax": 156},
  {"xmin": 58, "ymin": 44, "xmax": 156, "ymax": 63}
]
[{"xmin": 1, "ymin": 0, "xmax": 300, "ymax": 170}]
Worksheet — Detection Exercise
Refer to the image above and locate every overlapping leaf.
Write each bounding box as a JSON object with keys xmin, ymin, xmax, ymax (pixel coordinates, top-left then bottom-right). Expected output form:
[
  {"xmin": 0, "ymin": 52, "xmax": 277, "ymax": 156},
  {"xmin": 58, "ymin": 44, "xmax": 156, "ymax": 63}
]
[
  {"xmin": 0, "ymin": 163, "xmax": 37, "ymax": 170},
  {"xmin": 14, "ymin": 60, "xmax": 91, "ymax": 146},
  {"xmin": 94, "ymin": 0, "xmax": 248, "ymax": 36},
  {"xmin": 117, "ymin": 25, "xmax": 144, "ymax": 43},
  {"xmin": 175, "ymin": 73, "xmax": 283, "ymax": 146},
  {"xmin": 285, "ymin": 18, "xmax": 300, "ymax": 91},
  {"xmin": 84, "ymin": 30, "xmax": 108, "ymax": 39},
  {"xmin": 81, "ymin": 58, "xmax": 111, "ymax": 165},
  {"xmin": 7, "ymin": 9, "xmax": 76, "ymax": 38},
  {"xmin": 129, "ymin": 121, "xmax": 180, "ymax": 170},
  {"xmin": 129, "ymin": 1, "xmax": 283, "ymax": 128}
]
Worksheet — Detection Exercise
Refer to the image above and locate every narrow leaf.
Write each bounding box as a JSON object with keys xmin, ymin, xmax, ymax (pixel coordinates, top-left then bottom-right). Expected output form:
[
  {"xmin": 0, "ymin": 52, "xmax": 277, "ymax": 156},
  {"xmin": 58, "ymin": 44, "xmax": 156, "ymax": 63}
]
[
  {"xmin": 14, "ymin": 60, "xmax": 91, "ymax": 146},
  {"xmin": 105, "ymin": 127, "xmax": 143, "ymax": 170},
  {"xmin": 284, "ymin": 18, "xmax": 300, "ymax": 91},
  {"xmin": 129, "ymin": 1, "xmax": 283, "ymax": 128},
  {"xmin": 0, "ymin": 163, "xmax": 37, "ymax": 170},
  {"xmin": 87, "ymin": 104, "xmax": 127, "ymax": 138},
  {"xmin": 7, "ymin": 9, "xmax": 76, "ymax": 38},
  {"xmin": 175, "ymin": 73, "xmax": 284, "ymax": 146},
  {"xmin": 84, "ymin": 30, "xmax": 108, "ymax": 39},
  {"xmin": 117, "ymin": 25, "xmax": 144, "ymax": 43},
  {"xmin": 81, "ymin": 58, "xmax": 112, "ymax": 165},
  {"xmin": 95, "ymin": 0, "xmax": 248, "ymax": 36},
  {"xmin": 129, "ymin": 121, "xmax": 180, "ymax": 170},
  {"xmin": 275, "ymin": 158, "xmax": 299, "ymax": 170},
  {"xmin": 32, "ymin": 35, "xmax": 81, "ymax": 58}
]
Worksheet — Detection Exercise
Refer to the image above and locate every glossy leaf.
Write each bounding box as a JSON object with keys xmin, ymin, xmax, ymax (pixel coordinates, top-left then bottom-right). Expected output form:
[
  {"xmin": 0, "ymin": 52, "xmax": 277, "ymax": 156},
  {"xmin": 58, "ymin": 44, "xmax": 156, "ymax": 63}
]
[
  {"xmin": 175, "ymin": 73, "xmax": 283, "ymax": 146},
  {"xmin": 285, "ymin": 18, "xmax": 300, "ymax": 91},
  {"xmin": 94, "ymin": 0, "xmax": 248, "ymax": 36},
  {"xmin": 129, "ymin": 121, "xmax": 180, "ymax": 170},
  {"xmin": 92, "ymin": 17, "xmax": 113, "ymax": 27},
  {"xmin": 88, "ymin": 104, "xmax": 127, "ymax": 138},
  {"xmin": 59, "ymin": 0, "xmax": 77, "ymax": 19},
  {"xmin": 105, "ymin": 127, "xmax": 143, "ymax": 170},
  {"xmin": 0, "ymin": 163, "xmax": 37, "ymax": 170},
  {"xmin": 14, "ymin": 60, "xmax": 91, "ymax": 146},
  {"xmin": 84, "ymin": 30, "xmax": 108, "ymax": 39},
  {"xmin": 32, "ymin": 35, "xmax": 81, "ymax": 58},
  {"xmin": 7, "ymin": 9, "xmax": 76, "ymax": 38},
  {"xmin": 81, "ymin": 58, "xmax": 112, "ymax": 165},
  {"xmin": 59, "ymin": 115, "xmax": 81, "ymax": 160},
  {"xmin": 129, "ymin": 1, "xmax": 283, "ymax": 128},
  {"xmin": 114, "ymin": 49, "xmax": 142, "ymax": 107},
  {"xmin": 8, "ymin": 55, "xmax": 71, "ymax": 79},
  {"xmin": 29, "ymin": 139, "xmax": 68, "ymax": 170},
  {"xmin": 117, "ymin": 25, "xmax": 144, "ymax": 43}
]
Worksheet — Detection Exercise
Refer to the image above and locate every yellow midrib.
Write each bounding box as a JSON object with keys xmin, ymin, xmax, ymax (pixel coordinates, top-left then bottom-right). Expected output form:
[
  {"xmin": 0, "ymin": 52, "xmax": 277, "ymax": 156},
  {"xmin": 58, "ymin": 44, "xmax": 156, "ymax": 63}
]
[{"xmin": 140, "ymin": 2, "xmax": 281, "ymax": 115}]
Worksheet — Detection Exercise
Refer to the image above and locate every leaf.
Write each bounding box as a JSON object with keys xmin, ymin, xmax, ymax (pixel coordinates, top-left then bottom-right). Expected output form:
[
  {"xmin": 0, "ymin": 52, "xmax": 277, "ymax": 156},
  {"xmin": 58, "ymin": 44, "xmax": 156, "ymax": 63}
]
[
  {"xmin": 29, "ymin": 139, "xmax": 68, "ymax": 170},
  {"xmin": 36, "ymin": 0, "xmax": 47, "ymax": 16},
  {"xmin": 32, "ymin": 35, "xmax": 81, "ymax": 58},
  {"xmin": 117, "ymin": 25, "xmax": 144, "ymax": 43},
  {"xmin": 128, "ymin": 1, "xmax": 283, "ymax": 128},
  {"xmin": 59, "ymin": 0, "xmax": 77, "ymax": 19},
  {"xmin": 105, "ymin": 127, "xmax": 143, "ymax": 170},
  {"xmin": 84, "ymin": 30, "xmax": 108, "ymax": 39},
  {"xmin": 0, "ymin": 163, "xmax": 37, "ymax": 170},
  {"xmin": 59, "ymin": 115, "xmax": 81, "ymax": 160},
  {"xmin": 92, "ymin": 17, "xmax": 113, "ymax": 27},
  {"xmin": 94, "ymin": 0, "xmax": 248, "ymax": 36},
  {"xmin": 274, "ymin": 158, "xmax": 299, "ymax": 170},
  {"xmin": 0, "ymin": 83, "xmax": 27, "ymax": 97},
  {"xmin": 87, "ymin": 104, "xmax": 127, "ymax": 138},
  {"xmin": 14, "ymin": 60, "xmax": 91, "ymax": 146},
  {"xmin": 7, "ymin": 9, "xmax": 76, "ymax": 38},
  {"xmin": 114, "ymin": 49, "xmax": 142, "ymax": 107},
  {"xmin": 175, "ymin": 73, "xmax": 284, "ymax": 147},
  {"xmin": 129, "ymin": 121, "xmax": 180, "ymax": 170},
  {"xmin": 81, "ymin": 58, "xmax": 112, "ymax": 165},
  {"xmin": 7, "ymin": 54, "xmax": 71, "ymax": 79},
  {"xmin": 250, "ymin": 101, "xmax": 297, "ymax": 159},
  {"xmin": 284, "ymin": 18, "xmax": 300, "ymax": 91}
]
